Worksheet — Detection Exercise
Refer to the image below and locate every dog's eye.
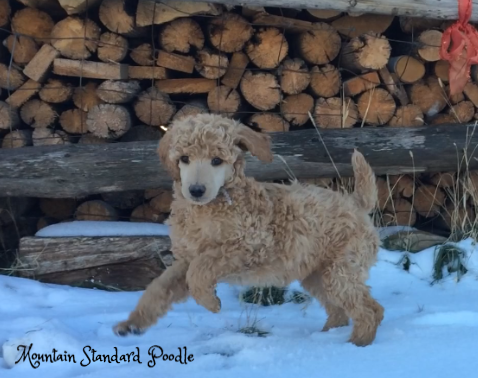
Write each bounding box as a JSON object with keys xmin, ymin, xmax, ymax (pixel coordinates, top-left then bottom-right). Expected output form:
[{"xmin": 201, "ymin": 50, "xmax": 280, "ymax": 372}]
[
  {"xmin": 211, "ymin": 157, "xmax": 223, "ymax": 166},
  {"xmin": 180, "ymin": 156, "xmax": 189, "ymax": 164}
]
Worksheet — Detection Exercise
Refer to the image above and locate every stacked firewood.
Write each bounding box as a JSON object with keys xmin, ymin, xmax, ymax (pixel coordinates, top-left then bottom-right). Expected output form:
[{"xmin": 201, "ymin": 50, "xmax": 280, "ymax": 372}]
[{"xmin": 0, "ymin": 0, "xmax": 476, "ymax": 150}]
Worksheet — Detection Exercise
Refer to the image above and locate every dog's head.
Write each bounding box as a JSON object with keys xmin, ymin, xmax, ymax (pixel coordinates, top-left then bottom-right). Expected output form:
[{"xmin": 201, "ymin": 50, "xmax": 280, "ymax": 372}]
[{"xmin": 158, "ymin": 113, "xmax": 273, "ymax": 205}]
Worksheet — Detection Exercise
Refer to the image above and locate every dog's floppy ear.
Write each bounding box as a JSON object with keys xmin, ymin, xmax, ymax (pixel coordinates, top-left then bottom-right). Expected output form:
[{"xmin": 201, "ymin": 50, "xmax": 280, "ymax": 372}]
[
  {"xmin": 235, "ymin": 124, "xmax": 273, "ymax": 163},
  {"xmin": 157, "ymin": 129, "xmax": 180, "ymax": 180}
]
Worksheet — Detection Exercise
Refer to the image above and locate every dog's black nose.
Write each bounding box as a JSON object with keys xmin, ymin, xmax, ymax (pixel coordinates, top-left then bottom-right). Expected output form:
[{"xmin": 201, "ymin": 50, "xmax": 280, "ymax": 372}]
[{"xmin": 189, "ymin": 184, "xmax": 206, "ymax": 198}]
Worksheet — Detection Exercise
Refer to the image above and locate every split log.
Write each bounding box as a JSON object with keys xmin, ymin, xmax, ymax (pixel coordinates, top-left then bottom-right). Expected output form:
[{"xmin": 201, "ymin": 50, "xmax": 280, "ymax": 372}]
[
  {"xmin": 156, "ymin": 50, "xmax": 195, "ymax": 74},
  {"xmin": 32, "ymin": 128, "xmax": 71, "ymax": 146},
  {"xmin": 208, "ymin": 13, "xmax": 253, "ymax": 52},
  {"xmin": 59, "ymin": 109, "xmax": 88, "ymax": 134},
  {"xmin": 448, "ymin": 101, "xmax": 475, "ymax": 123},
  {"xmin": 248, "ymin": 113, "xmax": 290, "ymax": 132},
  {"xmin": 280, "ymin": 93, "xmax": 314, "ymax": 127},
  {"xmin": 78, "ymin": 133, "xmax": 111, "ymax": 145},
  {"xmin": 97, "ymin": 32, "xmax": 129, "ymax": 63},
  {"xmin": 343, "ymin": 71, "xmax": 380, "ymax": 97},
  {"xmin": 101, "ymin": 191, "xmax": 144, "ymax": 210},
  {"xmin": 130, "ymin": 203, "xmax": 166, "ymax": 223},
  {"xmin": 134, "ymin": 87, "xmax": 176, "ymax": 126},
  {"xmin": 409, "ymin": 77, "xmax": 447, "ymax": 117},
  {"xmin": 389, "ymin": 175, "xmax": 415, "ymax": 198},
  {"xmin": 50, "ymin": 17, "xmax": 100, "ymax": 59},
  {"xmin": 434, "ymin": 60, "xmax": 450, "ymax": 83},
  {"xmin": 340, "ymin": 32, "xmax": 391, "ymax": 73},
  {"xmin": 416, "ymin": 30, "xmax": 443, "ymax": 62},
  {"xmin": 39, "ymin": 79, "xmax": 73, "ymax": 104},
  {"xmin": 11, "ymin": 7, "xmax": 54, "ymax": 44},
  {"xmin": 39, "ymin": 198, "xmax": 76, "ymax": 220},
  {"xmin": 22, "ymin": 44, "xmax": 60, "ymax": 82},
  {"xmin": 240, "ymin": 70, "xmax": 281, "ymax": 111},
  {"xmin": 20, "ymin": 99, "xmax": 57, "ymax": 128},
  {"xmin": 96, "ymin": 80, "xmax": 141, "ymax": 104},
  {"xmin": 120, "ymin": 125, "xmax": 162, "ymax": 142},
  {"xmin": 357, "ymin": 88, "xmax": 396, "ymax": 126},
  {"xmin": 388, "ymin": 56, "xmax": 426, "ymax": 84},
  {"xmin": 278, "ymin": 58, "xmax": 310, "ymax": 96},
  {"xmin": 413, "ymin": 184, "xmax": 445, "ymax": 217},
  {"xmin": 399, "ymin": 16, "xmax": 443, "ymax": 34},
  {"xmin": 5, "ymin": 79, "xmax": 41, "ymax": 108},
  {"xmin": 306, "ymin": 9, "xmax": 342, "ymax": 21},
  {"xmin": 195, "ymin": 49, "xmax": 229, "ymax": 79},
  {"xmin": 73, "ymin": 82, "xmax": 104, "ymax": 112},
  {"xmin": 0, "ymin": 63, "xmax": 25, "ymax": 90},
  {"xmin": 463, "ymin": 82, "xmax": 478, "ymax": 107},
  {"xmin": 383, "ymin": 198, "xmax": 416, "ymax": 226},
  {"xmin": 136, "ymin": 0, "xmax": 222, "ymax": 27},
  {"xmin": 313, "ymin": 97, "xmax": 358, "ymax": 128},
  {"xmin": 245, "ymin": 27, "xmax": 288, "ymax": 69},
  {"xmin": 221, "ymin": 52, "xmax": 249, "ymax": 89},
  {"xmin": 99, "ymin": 0, "xmax": 139, "ymax": 36},
  {"xmin": 155, "ymin": 78, "xmax": 216, "ymax": 94},
  {"xmin": 130, "ymin": 43, "xmax": 155, "ymax": 66},
  {"xmin": 149, "ymin": 190, "xmax": 173, "ymax": 213},
  {"xmin": 309, "ymin": 65, "xmax": 341, "ymax": 98},
  {"xmin": 388, "ymin": 105, "xmax": 424, "ymax": 127},
  {"xmin": 297, "ymin": 23, "xmax": 341, "ymax": 65},
  {"xmin": 53, "ymin": 59, "xmax": 128, "ymax": 80},
  {"xmin": 57, "ymin": 0, "xmax": 102, "ymax": 15},
  {"xmin": 331, "ymin": 14, "xmax": 394, "ymax": 38},
  {"xmin": 0, "ymin": 0, "xmax": 9, "ymax": 28},
  {"xmin": 173, "ymin": 100, "xmax": 208, "ymax": 121},
  {"xmin": 159, "ymin": 17, "xmax": 204, "ymax": 53},
  {"xmin": 1, "ymin": 130, "xmax": 32, "ymax": 149},
  {"xmin": 128, "ymin": 66, "xmax": 168, "ymax": 80},
  {"xmin": 0, "ymin": 101, "xmax": 20, "ymax": 131},
  {"xmin": 3, "ymin": 35, "xmax": 39, "ymax": 66},
  {"xmin": 207, "ymin": 85, "xmax": 242, "ymax": 116},
  {"xmin": 378, "ymin": 66, "xmax": 409, "ymax": 106},
  {"xmin": 86, "ymin": 104, "xmax": 131, "ymax": 139},
  {"xmin": 75, "ymin": 200, "xmax": 119, "ymax": 221}
]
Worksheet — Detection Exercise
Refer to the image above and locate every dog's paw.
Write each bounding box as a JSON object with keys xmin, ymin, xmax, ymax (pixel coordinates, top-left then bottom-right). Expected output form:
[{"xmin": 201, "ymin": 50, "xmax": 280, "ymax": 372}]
[
  {"xmin": 194, "ymin": 292, "xmax": 221, "ymax": 313},
  {"xmin": 113, "ymin": 319, "xmax": 148, "ymax": 337}
]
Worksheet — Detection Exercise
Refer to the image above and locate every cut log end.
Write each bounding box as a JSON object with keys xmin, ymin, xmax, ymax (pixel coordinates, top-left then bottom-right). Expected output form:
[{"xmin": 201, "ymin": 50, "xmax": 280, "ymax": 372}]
[
  {"xmin": 134, "ymin": 87, "xmax": 176, "ymax": 126},
  {"xmin": 409, "ymin": 77, "xmax": 447, "ymax": 117},
  {"xmin": 130, "ymin": 203, "xmax": 166, "ymax": 223},
  {"xmin": 309, "ymin": 64, "xmax": 341, "ymax": 98},
  {"xmin": 278, "ymin": 58, "xmax": 311, "ymax": 95},
  {"xmin": 0, "ymin": 63, "xmax": 25, "ymax": 91},
  {"xmin": 59, "ymin": 109, "xmax": 88, "ymax": 134},
  {"xmin": 340, "ymin": 32, "xmax": 391, "ymax": 72},
  {"xmin": 388, "ymin": 104, "xmax": 424, "ymax": 127},
  {"xmin": 207, "ymin": 85, "xmax": 242, "ymax": 117},
  {"xmin": 86, "ymin": 104, "xmax": 131, "ymax": 139},
  {"xmin": 281, "ymin": 93, "xmax": 314, "ymax": 127},
  {"xmin": 314, "ymin": 97, "xmax": 358, "ymax": 129},
  {"xmin": 248, "ymin": 113, "xmax": 290, "ymax": 133},
  {"xmin": 245, "ymin": 27, "xmax": 288, "ymax": 69},
  {"xmin": 96, "ymin": 80, "xmax": 141, "ymax": 104},
  {"xmin": 1, "ymin": 130, "xmax": 32, "ymax": 149},
  {"xmin": 73, "ymin": 82, "xmax": 104, "ymax": 112},
  {"xmin": 0, "ymin": 101, "xmax": 20, "ymax": 131},
  {"xmin": 357, "ymin": 88, "xmax": 396, "ymax": 126},
  {"xmin": 99, "ymin": 0, "xmax": 136, "ymax": 36},
  {"xmin": 20, "ymin": 99, "xmax": 57, "ymax": 128},
  {"xmin": 97, "ymin": 32, "xmax": 129, "ymax": 63},
  {"xmin": 11, "ymin": 7, "xmax": 54, "ymax": 44},
  {"xmin": 4, "ymin": 35, "xmax": 39, "ymax": 66},
  {"xmin": 297, "ymin": 23, "xmax": 341, "ymax": 65},
  {"xmin": 75, "ymin": 200, "xmax": 119, "ymax": 221},
  {"xmin": 388, "ymin": 56, "xmax": 425, "ymax": 84},
  {"xmin": 32, "ymin": 127, "xmax": 71, "ymax": 146},
  {"xmin": 195, "ymin": 49, "xmax": 229, "ymax": 79},
  {"xmin": 240, "ymin": 70, "xmax": 280, "ymax": 111},
  {"xmin": 130, "ymin": 43, "xmax": 155, "ymax": 66},
  {"xmin": 39, "ymin": 79, "xmax": 73, "ymax": 104},
  {"xmin": 343, "ymin": 71, "xmax": 380, "ymax": 97},
  {"xmin": 208, "ymin": 13, "xmax": 253, "ymax": 53},
  {"xmin": 159, "ymin": 17, "xmax": 204, "ymax": 54},
  {"xmin": 417, "ymin": 30, "xmax": 443, "ymax": 62}
]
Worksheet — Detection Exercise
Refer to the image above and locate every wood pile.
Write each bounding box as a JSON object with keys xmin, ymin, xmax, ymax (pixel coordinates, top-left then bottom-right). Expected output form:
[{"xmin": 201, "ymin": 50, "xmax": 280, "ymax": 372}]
[{"xmin": 0, "ymin": 0, "xmax": 476, "ymax": 148}]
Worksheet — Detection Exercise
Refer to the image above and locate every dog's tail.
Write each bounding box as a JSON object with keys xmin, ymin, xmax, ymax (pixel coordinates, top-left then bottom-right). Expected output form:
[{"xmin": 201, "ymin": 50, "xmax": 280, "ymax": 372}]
[{"xmin": 351, "ymin": 149, "xmax": 377, "ymax": 213}]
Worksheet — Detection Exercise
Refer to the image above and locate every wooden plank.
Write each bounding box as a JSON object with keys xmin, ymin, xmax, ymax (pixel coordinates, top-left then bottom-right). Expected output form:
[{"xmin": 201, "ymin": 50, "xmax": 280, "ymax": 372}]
[
  {"xmin": 18, "ymin": 236, "xmax": 172, "ymax": 275},
  {"xmin": 128, "ymin": 66, "xmax": 168, "ymax": 80},
  {"xmin": 168, "ymin": 0, "xmax": 478, "ymax": 22},
  {"xmin": 155, "ymin": 78, "xmax": 216, "ymax": 94},
  {"xmin": 1, "ymin": 124, "xmax": 478, "ymax": 198},
  {"xmin": 53, "ymin": 59, "xmax": 129, "ymax": 80},
  {"xmin": 23, "ymin": 44, "xmax": 61, "ymax": 82},
  {"xmin": 5, "ymin": 79, "xmax": 41, "ymax": 108}
]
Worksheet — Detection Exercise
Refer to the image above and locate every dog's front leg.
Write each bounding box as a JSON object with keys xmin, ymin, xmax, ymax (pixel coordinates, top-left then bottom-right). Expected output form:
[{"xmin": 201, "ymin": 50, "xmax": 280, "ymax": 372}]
[{"xmin": 113, "ymin": 260, "xmax": 189, "ymax": 336}]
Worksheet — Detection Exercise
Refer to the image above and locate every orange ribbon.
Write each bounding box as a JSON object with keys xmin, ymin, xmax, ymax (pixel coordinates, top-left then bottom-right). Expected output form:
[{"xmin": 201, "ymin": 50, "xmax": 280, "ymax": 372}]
[{"xmin": 440, "ymin": 0, "xmax": 478, "ymax": 95}]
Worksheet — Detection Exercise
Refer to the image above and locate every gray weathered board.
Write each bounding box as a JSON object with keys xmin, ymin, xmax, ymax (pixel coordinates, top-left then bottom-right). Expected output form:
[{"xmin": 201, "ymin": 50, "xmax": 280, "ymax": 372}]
[
  {"xmin": 159, "ymin": 0, "xmax": 478, "ymax": 22},
  {"xmin": 1, "ymin": 124, "xmax": 478, "ymax": 198}
]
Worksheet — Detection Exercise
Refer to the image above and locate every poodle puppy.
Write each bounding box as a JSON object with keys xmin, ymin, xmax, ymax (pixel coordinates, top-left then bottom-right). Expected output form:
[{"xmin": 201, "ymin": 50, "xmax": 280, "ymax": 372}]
[{"xmin": 113, "ymin": 113, "xmax": 384, "ymax": 346}]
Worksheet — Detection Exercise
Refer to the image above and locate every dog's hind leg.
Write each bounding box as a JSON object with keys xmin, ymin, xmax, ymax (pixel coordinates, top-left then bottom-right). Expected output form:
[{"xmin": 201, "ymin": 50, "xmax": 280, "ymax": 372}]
[
  {"xmin": 319, "ymin": 262, "xmax": 384, "ymax": 347},
  {"xmin": 113, "ymin": 260, "xmax": 189, "ymax": 336},
  {"xmin": 301, "ymin": 271, "xmax": 349, "ymax": 331}
]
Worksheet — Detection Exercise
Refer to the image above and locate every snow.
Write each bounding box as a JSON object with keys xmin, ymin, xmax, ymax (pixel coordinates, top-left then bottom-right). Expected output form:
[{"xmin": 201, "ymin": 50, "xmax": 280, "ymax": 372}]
[{"xmin": 3, "ymin": 226, "xmax": 478, "ymax": 377}]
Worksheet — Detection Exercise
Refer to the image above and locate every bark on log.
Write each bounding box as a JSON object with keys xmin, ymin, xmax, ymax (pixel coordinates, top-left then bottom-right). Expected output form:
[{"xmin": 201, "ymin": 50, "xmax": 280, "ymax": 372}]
[
  {"xmin": 18, "ymin": 235, "xmax": 171, "ymax": 275},
  {"xmin": 3, "ymin": 125, "xmax": 478, "ymax": 198}
]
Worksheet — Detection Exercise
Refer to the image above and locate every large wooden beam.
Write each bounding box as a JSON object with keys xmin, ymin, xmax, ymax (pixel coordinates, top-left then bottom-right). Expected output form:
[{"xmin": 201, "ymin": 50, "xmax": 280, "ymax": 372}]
[
  {"xmin": 155, "ymin": 0, "xmax": 478, "ymax": 22},
  {"xmin": 1, "ymin": 124, "xmax": 478, "ymax": 198}
]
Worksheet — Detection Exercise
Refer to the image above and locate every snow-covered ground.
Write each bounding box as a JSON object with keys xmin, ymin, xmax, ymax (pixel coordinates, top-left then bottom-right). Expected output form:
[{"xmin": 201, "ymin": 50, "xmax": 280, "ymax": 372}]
[{"xmin": 2, "ymin": 225, "xmax": 478, "ymax": 377}]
